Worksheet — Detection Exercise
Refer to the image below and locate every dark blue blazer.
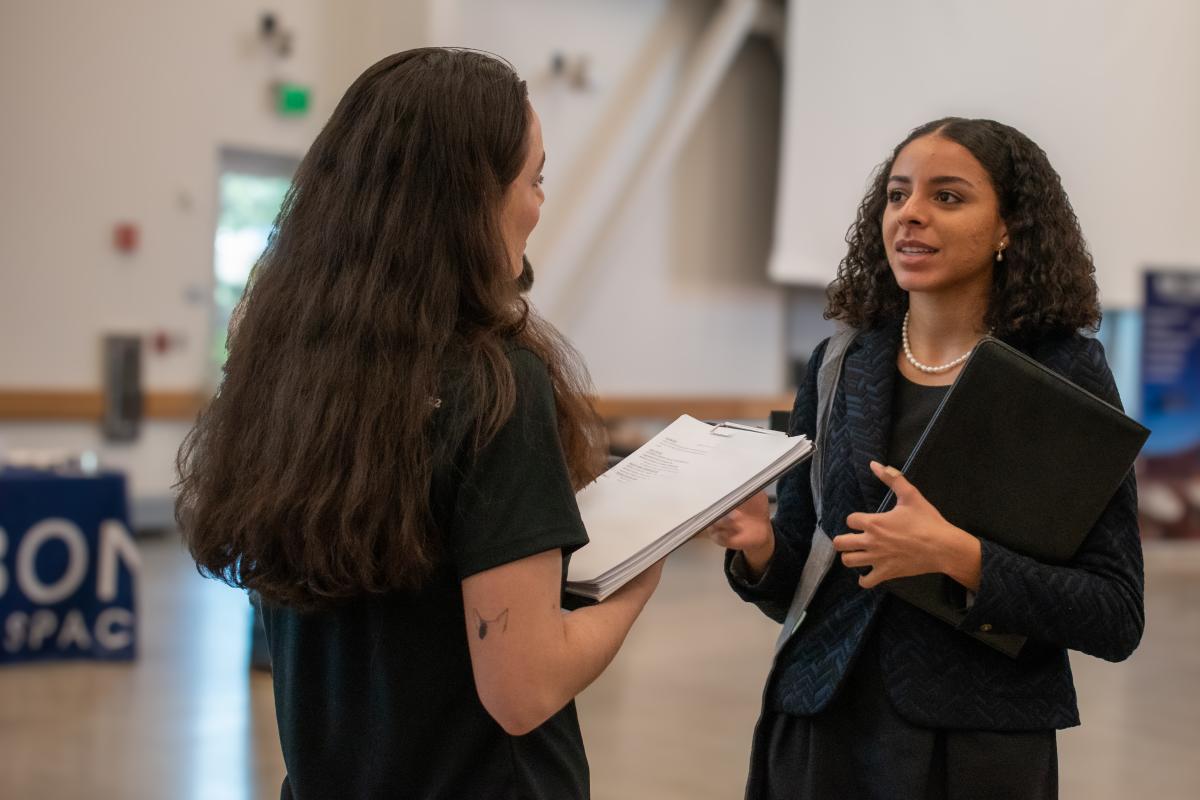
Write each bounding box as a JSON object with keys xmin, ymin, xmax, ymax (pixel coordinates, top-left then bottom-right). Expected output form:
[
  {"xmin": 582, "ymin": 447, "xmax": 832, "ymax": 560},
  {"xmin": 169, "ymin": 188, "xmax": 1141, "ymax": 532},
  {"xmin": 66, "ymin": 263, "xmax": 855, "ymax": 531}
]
[{"xmin": 727, "ymin": 321, "xmax": 1144, "ymax": 730}]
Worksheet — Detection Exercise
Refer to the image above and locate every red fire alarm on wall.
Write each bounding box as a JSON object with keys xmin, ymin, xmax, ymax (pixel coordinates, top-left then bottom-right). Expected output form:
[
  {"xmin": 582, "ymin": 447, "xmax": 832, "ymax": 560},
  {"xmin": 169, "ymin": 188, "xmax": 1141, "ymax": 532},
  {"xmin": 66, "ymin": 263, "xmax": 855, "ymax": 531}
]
[{"xmin": 113, "ymin": 222, "xmax": 139, "ymax": 253}]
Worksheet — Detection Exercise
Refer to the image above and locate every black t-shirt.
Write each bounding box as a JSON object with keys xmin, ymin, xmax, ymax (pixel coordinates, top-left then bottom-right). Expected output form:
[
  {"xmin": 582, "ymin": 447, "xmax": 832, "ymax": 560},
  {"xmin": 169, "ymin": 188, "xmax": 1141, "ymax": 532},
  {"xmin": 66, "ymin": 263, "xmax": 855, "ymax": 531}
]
[
  {"xmin": 885, "ymin": 370, "xmax": 950, "ymax": 467},
  {"xmin": 261, "ymin": 348, "xmax": 591, "ymax": 800}
]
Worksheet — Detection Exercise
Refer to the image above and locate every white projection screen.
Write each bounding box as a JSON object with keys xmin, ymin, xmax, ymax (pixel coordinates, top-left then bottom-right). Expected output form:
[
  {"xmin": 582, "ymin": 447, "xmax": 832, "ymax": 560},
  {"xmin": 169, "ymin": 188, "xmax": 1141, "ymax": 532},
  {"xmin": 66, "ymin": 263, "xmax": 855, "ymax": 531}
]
[{"xmin": 769, "ymin": 0, "xmax": 1200, "ymax": 308}]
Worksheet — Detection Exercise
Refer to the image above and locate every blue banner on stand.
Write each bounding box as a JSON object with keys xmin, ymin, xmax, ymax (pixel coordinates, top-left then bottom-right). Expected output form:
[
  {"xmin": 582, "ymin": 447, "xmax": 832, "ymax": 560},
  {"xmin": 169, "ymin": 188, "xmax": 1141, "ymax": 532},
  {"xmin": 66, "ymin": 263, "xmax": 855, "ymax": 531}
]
[
  {"xmin": 1139, "ymin": 270, "xmax": 1200, "ymax": 539},
  {"xmin": 0, "ymin": 468, "xmax": 140, "ymax": 663}
]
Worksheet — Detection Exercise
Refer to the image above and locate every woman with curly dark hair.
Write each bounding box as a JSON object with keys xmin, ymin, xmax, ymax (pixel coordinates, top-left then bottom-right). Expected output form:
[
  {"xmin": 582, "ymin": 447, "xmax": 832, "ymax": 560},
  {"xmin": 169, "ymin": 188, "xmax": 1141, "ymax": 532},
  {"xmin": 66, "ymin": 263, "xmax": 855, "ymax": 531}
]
[
  {"xmin": 709, "ymin": 118, "xmax": 1142, "ymax": 798},
  {"xmin": 176, "ymin": 48, "xmax": 663, "ymax": 799}
]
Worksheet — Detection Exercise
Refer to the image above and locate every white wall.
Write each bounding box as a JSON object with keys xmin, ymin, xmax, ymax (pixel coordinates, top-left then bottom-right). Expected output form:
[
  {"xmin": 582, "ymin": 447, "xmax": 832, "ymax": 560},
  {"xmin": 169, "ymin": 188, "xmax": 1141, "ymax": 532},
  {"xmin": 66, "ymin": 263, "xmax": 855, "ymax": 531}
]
[
  {"xmin": 447, "ymin": 0, "xmax": 786, "ymax": 394},
  {"xmin": 0, "ymin": 0, "xmax": 427, "ymax": 501},
  {"xmin": 0, "ymin": 0, "xmax": 787, "ymax": 502},
  {"xmin": 769, "ymin": 0, "xmax": 1200, "ymax": 309},
  {"xmin": 5, "ymin": 1, "xmax": 317, "ymax": 387}
]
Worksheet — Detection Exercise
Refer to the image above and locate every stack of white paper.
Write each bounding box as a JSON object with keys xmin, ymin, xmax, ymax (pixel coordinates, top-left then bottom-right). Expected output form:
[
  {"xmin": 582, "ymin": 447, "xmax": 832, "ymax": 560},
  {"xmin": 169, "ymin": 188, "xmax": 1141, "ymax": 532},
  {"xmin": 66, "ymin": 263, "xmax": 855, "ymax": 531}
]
[{"xmin": 566, "ymin": 415, "xmax": 813, "ymax": 601}]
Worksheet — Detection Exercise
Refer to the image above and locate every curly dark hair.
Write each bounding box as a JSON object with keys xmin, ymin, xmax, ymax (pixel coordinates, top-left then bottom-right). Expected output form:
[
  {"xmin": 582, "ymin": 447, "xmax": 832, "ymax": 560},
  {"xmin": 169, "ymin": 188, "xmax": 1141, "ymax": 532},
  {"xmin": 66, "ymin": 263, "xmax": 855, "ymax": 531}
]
[
  {"xmin": 176, "ymin": 49, "xmax": 605, "ymax": 609},
  {"xmin": 826, "ymin": 117, "xmax": 1101, "ymax": 343}
]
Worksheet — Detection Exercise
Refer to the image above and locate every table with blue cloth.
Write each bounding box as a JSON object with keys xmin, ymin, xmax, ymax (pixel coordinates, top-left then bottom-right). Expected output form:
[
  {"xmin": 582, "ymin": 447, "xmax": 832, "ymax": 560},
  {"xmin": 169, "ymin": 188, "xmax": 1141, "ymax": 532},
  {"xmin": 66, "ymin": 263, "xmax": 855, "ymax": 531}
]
[{"xmin": 0, "ymin": 467, "xmax": 139, "ymax": 664}]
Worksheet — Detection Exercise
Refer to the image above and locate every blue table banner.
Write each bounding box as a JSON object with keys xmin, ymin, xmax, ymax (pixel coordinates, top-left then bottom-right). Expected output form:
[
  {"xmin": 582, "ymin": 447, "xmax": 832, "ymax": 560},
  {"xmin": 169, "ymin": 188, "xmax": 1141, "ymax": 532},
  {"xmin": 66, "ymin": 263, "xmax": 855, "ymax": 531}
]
[{"xmin": 1, "ymin": 468, "xmax": 140, "ymax": 663}]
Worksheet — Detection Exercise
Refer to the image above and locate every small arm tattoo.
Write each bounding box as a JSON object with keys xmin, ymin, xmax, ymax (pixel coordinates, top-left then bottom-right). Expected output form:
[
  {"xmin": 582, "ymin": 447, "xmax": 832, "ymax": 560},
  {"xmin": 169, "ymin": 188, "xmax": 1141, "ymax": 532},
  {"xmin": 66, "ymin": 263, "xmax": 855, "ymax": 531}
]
[{"xmin": 473, "ymin": 608, "xmax": 509, "ymax": 640}]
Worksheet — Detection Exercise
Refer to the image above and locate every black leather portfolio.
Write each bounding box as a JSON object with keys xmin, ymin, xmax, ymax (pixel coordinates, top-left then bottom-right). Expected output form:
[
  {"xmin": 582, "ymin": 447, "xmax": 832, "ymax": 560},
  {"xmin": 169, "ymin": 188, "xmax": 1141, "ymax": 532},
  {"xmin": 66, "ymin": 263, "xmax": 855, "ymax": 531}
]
[{"xmin": 877, "ymin": 337, "xmax": 1150, "ymax": 657}]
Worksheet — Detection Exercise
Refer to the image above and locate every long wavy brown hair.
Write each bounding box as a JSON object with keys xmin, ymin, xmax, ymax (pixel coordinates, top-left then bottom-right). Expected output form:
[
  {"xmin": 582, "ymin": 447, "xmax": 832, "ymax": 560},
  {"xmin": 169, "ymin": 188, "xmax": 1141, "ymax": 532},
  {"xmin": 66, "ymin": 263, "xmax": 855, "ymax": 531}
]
[
  {"xmin": 176, "ymin": 49, "xmax": 605, "ymax": 609},
  {"xmin": 827, "ymin": 117, "xmax": 1101, "ymax": 343}
]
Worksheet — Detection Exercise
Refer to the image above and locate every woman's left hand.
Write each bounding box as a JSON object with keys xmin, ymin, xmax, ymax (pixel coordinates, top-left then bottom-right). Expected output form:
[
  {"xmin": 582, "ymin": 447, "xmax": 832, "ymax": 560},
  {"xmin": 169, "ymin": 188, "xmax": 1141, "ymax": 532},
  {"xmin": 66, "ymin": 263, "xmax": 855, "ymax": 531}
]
[{"xmin": 833, "ymin": 460, "xmax": 981, "ymax": 590}]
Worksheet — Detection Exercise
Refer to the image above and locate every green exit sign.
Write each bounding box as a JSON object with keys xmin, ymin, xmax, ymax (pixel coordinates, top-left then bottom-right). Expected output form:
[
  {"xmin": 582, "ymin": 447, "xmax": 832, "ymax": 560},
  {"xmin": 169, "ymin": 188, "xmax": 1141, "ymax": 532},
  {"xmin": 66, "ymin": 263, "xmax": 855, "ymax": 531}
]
[{"xmin": 275, "ymin": 83, "xmax": 311, "ymax": 116}]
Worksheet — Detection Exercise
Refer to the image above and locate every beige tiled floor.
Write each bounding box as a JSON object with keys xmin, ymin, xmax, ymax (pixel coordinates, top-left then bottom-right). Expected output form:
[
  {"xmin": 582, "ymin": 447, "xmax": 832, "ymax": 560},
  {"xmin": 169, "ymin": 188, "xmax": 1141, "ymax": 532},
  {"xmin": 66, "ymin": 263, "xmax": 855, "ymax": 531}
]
[{"xmin": 1, "ymin": 535, "xmax": 1197, "ymax": 799}]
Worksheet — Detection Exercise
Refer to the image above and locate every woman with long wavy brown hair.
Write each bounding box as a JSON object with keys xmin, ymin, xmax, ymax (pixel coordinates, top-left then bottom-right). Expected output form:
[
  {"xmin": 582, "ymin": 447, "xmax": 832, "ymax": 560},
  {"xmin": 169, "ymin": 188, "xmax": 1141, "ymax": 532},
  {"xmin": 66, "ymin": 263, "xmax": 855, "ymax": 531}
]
[
  {"xmin": 176, "ymin": 48, "xmax": 663, "ymax": 800},
  {"xmin": 710, "ymin": 118, "xmax": 1142, "ymax": 798}
]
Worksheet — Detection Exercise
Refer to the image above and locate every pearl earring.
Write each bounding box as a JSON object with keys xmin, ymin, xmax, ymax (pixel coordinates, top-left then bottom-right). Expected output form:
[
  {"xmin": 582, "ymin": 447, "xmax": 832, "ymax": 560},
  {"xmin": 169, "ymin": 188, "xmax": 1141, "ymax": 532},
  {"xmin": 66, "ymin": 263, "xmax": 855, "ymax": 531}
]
[{"xmin": 995, "ymin": 241, "xmax": 1007, "ymax": 262}]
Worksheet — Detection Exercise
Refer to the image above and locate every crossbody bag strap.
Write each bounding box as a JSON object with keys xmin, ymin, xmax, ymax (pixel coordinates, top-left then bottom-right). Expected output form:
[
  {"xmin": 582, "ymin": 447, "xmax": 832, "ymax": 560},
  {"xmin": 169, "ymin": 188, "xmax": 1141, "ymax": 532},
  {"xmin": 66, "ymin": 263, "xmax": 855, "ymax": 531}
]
[{"xmin": 774, "ymin": 324, "xmax": 858, "ymax": 653}]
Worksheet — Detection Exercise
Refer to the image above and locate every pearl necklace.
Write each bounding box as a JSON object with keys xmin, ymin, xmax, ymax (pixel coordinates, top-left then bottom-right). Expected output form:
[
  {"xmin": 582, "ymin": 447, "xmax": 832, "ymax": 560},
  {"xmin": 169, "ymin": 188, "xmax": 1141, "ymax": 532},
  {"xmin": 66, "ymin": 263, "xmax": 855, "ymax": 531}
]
[{"xmin": 901, "ymin": 310, "xmax": 984, "ymax": 374}]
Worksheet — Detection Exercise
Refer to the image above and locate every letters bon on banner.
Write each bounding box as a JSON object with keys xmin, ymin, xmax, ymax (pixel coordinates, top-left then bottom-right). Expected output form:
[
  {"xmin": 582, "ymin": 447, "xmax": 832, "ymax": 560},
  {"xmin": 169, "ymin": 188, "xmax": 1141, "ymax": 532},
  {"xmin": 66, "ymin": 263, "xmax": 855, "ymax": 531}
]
[
  {"xmin": 0, "ymin": 470, "xmax": 140, "ymax": 664},
  {"xmin": 1139, "ymin": 270, "xmax": 1200, "ymax": 539}
]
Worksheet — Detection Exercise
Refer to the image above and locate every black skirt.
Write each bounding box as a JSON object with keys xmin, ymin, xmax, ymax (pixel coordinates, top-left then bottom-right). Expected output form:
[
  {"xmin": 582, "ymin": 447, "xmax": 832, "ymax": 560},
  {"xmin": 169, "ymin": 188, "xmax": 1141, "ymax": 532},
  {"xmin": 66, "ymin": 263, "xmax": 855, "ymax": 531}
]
[{"xmin": 745, "ymin": 627, "xmax": 1058, "ymax": 800}]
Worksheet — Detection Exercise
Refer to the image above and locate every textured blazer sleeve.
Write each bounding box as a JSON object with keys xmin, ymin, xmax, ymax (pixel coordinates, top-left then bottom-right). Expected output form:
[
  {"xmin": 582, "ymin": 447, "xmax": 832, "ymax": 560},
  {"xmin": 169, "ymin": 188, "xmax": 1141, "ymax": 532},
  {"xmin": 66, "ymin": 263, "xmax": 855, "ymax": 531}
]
[
  {"xmin": 724, "ymin": 339, "xmax": 828, "ymax": 622},
  {"xmin": 957, "ymin": 337, "xmax": 1145, "ymax": 662}
]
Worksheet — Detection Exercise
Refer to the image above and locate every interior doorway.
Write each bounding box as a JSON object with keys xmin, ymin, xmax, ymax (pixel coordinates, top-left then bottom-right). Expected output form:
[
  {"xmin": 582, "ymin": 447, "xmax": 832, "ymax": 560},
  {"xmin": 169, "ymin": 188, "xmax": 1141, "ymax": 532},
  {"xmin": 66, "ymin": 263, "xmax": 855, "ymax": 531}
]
[{"xmin": 211, "ymin": 147, "xmax": 300, "ymax": 376}]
